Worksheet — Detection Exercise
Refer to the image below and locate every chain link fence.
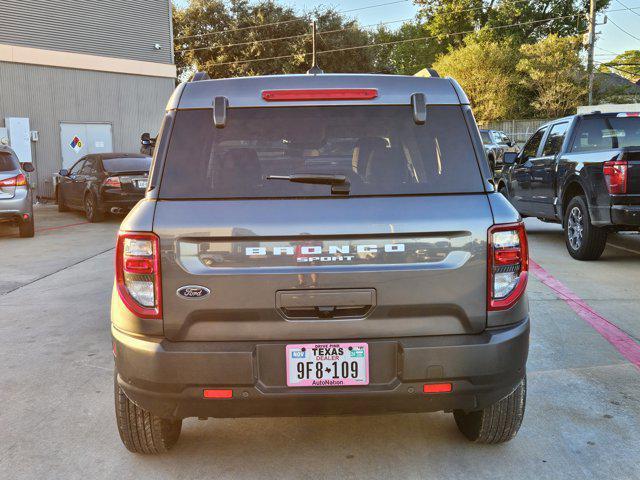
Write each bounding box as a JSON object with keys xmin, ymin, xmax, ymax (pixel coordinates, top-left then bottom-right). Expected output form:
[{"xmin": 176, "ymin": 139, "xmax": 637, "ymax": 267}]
[{"xmin": 479, "ymin": 119, "xmax": 551, "ymax": 146}]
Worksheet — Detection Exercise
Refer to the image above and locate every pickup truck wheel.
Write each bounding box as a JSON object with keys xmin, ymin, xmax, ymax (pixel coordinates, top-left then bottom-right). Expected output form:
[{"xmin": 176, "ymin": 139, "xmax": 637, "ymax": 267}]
[
  {"xmin": 114, "ymin": 374, "xmax": 182, "ymax": 454},
  {"xmin": 564, "ymin": 196, "xmax": 607, "ymax": 260},
  {"xmin": 454, "ymin": 376, "xmax": 526, "ymax": 444}
]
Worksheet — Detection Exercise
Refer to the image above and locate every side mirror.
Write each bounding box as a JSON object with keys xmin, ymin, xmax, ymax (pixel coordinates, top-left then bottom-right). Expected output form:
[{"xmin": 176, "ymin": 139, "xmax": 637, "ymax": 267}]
[
  {"xmin": 141, "ymin": 132, "xmax": 152, "ymax": 146},
  {"xmin": 21, "ymin": 162, "xmax": 35, "ymax": 173},
  {"xmin": 503, "ymin": 152, "xmax": 518, "ymax": 165},
  {"xmin": 59, "ymin": 169, "xmax": 69, "ymax": 176}
]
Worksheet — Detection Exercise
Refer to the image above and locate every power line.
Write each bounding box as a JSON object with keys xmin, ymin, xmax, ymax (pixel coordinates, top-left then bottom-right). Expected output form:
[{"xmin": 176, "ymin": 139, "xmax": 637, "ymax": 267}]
[
  {"xmin": 607, "ymin": 17, "xmax": 640, "ymax": 43},
  {"xmin": 175, "ymin": 0, "xmax": 412, "ymax": 41},
  {"xmin": 205, "ymin": 13, "xmax": 586, "ymax": 69},
  {"xmin": 176, "ymin": 17, "xmax": 414, "ymax": 55},
  {"xmin": 340, "ymin": 0, "xmax": 410, "ymax": 14},
  {"xmin": 615, "ymin": 0, "xmax": 640, "ymax": 18},
  {"xmin": 176, "ymin": 3, "xmax": 640, "ymax": 56},
  {"xmin": 596, "ymin": 46, "xmax": 619, "ymax": 55},
  {"xmin": 175, "ymin": 0, "xmax": 542, "ymax": 43}
]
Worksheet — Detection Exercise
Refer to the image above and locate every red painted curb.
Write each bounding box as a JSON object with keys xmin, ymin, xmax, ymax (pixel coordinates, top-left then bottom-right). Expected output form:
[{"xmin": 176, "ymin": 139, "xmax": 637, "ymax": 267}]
[
  {"xmin": 36, "ymin": 221, "xmax": 90, "ymax": 233},
  {"xmin": 530, "ymin": 260, "xmax": 640, "ymax": 369}
]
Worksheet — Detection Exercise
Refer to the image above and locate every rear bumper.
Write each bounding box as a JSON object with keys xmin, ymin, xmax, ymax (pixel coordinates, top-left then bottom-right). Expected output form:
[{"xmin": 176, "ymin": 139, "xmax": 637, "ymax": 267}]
[
  {"xmin": 0, "ymin": 190, "xmax": 32, "ymax": 223},
  {"xmin": 611, "ymin": 205, "xmax": 640, "ymax": 227},
  {"xmin": 99, "ymin": 192, "xmax": 143, "ymax": 211},
  {"xmin": 113, "ymin": 318, "xmax": 529, "ymax": 420}
]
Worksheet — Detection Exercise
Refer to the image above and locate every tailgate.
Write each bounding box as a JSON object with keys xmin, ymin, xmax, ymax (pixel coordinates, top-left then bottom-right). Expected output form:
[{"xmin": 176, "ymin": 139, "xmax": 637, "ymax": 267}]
[
  {"xmin": 625, "ymin": 149, "xmax": 640, "ymax": 195},
  {"xmin": 154, "ymin": 195, "xmax": 492, "ymax": 342}
]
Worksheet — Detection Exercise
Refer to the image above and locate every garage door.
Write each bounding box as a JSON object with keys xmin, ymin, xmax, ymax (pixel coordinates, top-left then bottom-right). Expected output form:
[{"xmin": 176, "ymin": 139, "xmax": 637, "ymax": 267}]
[{"xmin": 60, "ymin": 123, "xmax": 113, "ymax": 169}]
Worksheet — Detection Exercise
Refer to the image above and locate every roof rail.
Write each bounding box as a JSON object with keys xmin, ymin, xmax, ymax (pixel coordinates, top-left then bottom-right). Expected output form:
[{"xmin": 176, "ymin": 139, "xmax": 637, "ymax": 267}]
[
  {"xmin": 191, "ymin": 71, "xmax": 211, "ymax": 82},
  {"xmin": 414, "ymin": 68, "xmax": 440, "ymax": 78}
]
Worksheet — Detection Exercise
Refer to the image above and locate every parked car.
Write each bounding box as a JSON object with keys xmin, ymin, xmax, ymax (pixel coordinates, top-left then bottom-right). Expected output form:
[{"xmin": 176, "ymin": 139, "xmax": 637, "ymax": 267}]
[
  {"xmin": 112, "ymin": 73, "xmax": 530, "ymax": 453},
  {"xmin": 0, "ymin": 145, "xmax": 35, "ymax": 237},
  {"xmin": 479, "ymin": 129, "xmax": 504, "ymax": 170},
  {"xmin": 480, "ymin": 129, "xmax": 519, "ymax": 171},
  {"xmin": 497, "ymin": 111, "xmax": 640, "ymax": 260},
  {"xmin": 490, "ymin": 130, "xmax": 519, "ymax": 154},
  {"xmin": 56, "ymin": 153, "xmax": 151, "ymax": 222}
]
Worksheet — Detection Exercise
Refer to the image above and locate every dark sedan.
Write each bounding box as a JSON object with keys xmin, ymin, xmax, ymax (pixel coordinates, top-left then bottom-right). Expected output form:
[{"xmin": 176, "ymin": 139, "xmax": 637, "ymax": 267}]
[{"xmin": 56, "ymin": 153, "xmax": 151, "ymax": 222}]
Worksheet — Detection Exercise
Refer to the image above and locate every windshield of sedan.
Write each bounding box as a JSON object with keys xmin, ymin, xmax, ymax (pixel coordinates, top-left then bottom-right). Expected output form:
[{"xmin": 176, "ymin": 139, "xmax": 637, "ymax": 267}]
[{"xmin": 159, "ymin": 105, "xmax": 485, "ymax": 199}]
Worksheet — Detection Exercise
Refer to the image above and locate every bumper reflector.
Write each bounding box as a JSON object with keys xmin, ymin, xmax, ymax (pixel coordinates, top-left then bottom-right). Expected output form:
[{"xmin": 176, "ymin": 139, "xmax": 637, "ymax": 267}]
[
  {"xmin": 423, "ymin": 383, "xmax": 452, "ymax": 393},
  {"xmin": 203, "ymin": 389, "xmax": 233, "ymax": 399}
]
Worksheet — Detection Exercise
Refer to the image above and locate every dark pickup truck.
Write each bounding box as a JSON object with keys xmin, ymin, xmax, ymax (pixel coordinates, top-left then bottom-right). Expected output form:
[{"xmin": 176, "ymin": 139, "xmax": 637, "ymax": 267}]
[{"xmin": 497, "ymin": 112, "xmax": 640, "ymax": 260}]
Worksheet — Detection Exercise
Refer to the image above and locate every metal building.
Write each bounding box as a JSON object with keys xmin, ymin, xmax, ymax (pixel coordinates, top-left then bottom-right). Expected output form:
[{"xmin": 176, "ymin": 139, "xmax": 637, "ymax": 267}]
[{"xmin": 0, "ymin": 0, "xmax": 176, "ymax": 199}]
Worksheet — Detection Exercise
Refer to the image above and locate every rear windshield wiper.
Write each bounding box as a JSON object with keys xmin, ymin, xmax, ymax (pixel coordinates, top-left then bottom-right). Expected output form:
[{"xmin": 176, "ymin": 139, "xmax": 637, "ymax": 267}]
[{"xmin": 266, "ymin": 174, "xmax": 350, "ymax": 195}]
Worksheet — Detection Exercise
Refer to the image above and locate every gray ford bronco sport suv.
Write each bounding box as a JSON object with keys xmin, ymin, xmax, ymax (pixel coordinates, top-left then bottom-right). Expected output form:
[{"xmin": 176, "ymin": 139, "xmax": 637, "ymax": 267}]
[{"xmin": 112, "ymin": 73, "xmax": 530, "ymax": 453}]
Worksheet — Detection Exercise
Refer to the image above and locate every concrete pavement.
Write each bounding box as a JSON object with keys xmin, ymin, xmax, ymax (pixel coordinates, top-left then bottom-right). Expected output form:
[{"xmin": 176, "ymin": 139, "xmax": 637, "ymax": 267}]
[{"xmin": 0, "ymin": 206, "xmax": 639, "ymax": 479}]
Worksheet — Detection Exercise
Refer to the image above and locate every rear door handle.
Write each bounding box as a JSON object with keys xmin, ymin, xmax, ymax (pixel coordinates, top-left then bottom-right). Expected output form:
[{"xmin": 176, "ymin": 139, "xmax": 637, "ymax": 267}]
[{"xmin": 276, "ymin": 289, "xmax": 376, "ymax": 320}]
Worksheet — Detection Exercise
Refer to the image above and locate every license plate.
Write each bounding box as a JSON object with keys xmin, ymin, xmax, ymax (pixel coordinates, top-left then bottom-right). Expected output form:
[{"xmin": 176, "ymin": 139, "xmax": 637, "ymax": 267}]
[
  {"xmin": 286, "ymin": 342, "xmax": 369, "ymax": 387},
  {"xmin": 136, "ymin": 180, "xmax": 148, "ymax": 189}
]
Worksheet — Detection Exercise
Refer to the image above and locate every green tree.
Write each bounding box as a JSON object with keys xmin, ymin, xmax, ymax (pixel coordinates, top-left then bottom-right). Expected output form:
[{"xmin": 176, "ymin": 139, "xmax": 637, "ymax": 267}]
[
  {"xmin": 371, "ymin": 21, "xmax": 439, "ymax": 75},
  {"xmin": 598, "ymin": 50, "xmax": 640, "ymax": 82},
  {"xmin": 414, "ymin": 0, "xmax": 611, "ymax": 51},
  {"xmin": 433, "ymin": 35, "xmax": 524, "ymax": 122},
  {"xmin": 517, "ymin": 34, "xmax": 586, "ymax": 118},
  {"xmin": 173, "ymin": 0, "xmax": 376, "ymax": 79}
]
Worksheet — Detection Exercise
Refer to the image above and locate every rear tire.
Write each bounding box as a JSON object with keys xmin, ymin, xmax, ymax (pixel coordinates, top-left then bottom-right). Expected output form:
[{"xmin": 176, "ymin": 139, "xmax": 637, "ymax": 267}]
[
  {"xmin": 454, "ymin": 376, "xmax": 526, "ymax": 444},
  {"xmin": 18, "ymin": 215, "xmax": 35, "ymax": 238},
  {"xmin": 114, "ymin": 373, "xmax": 182, "ymax": 454},
  {"xmin": 57, "ymin": 188, "xmax": 69, "ymax": 212},
  {"xmin": 84, "ymin": 192, "xmax": 104, "ymax": 223},
  {"xmin": 563, "ymin": 195, "xmax": 607, "ymax": 260}
]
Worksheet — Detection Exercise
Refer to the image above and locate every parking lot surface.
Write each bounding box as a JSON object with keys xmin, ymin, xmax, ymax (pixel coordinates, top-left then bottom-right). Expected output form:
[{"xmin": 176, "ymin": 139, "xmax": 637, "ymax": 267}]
[{"xmin": 1, "ymin": 205, "xmax": 639, "ymax": 480}]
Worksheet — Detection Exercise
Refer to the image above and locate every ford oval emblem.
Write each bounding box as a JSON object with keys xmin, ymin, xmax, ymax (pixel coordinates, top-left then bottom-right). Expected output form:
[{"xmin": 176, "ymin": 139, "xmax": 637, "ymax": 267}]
[{"xmin": 177, "ymin": 286, "xmax": 211, "ymax": 299}]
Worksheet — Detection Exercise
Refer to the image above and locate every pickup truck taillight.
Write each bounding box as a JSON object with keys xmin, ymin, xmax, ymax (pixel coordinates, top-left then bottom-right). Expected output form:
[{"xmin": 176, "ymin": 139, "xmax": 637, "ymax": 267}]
[
  {"xmin": 488, "ymin": 223, "xmax": 528, "ymax": 311},
  {"xmin": 115, "ymin": 232, "xmax": 162, "ymax": 319},
  {"xmin": 0, "ymin": 173, "xmax": 27, "ymax": 187},
  {"xmin": 603, "ymin": 160, "xmax": 627, "ymax": 194}
]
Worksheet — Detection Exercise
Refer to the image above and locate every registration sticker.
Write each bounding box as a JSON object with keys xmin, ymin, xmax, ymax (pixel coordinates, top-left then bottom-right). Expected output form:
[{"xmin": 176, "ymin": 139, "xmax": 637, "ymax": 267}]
[{"xmin": 286, "ymin": 342, "xmax": 369, "ymax": 387}]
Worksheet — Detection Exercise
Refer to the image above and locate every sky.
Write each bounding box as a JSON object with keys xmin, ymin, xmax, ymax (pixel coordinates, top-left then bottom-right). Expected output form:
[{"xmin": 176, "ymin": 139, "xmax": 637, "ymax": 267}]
[{"xmin": 174, "ymin": 0, "xmax": 640, "ymax": 68}]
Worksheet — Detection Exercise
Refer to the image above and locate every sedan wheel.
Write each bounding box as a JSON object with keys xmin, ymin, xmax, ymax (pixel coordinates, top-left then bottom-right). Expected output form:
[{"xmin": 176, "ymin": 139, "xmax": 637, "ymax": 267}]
[{"xmin": 84, "ymin": 193, "xmax": 104, "ymax": 223}]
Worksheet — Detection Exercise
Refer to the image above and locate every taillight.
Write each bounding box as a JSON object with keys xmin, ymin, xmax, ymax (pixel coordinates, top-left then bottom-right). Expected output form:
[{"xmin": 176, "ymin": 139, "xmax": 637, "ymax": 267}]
[
  {"xmin": 103, "ymin": 176, "xmax": 121, "ymax": 188},
  {"xmin": 603, "ymin": 160, "xmax": 627, "ymax": 194},
  {"xmin": 115, "ymin": 232, "xmax": 162, "ymax": 319},
  {"xmin": 0, "ymin": 173, "xmax": 27, "ymax": 187},
  {"xmin": 488, "ymin": 223, "xmax": 528, "ymax": 311},
  {"xmin": 262, "ymin": 88, "xmax": 378, "ymax": 101}
]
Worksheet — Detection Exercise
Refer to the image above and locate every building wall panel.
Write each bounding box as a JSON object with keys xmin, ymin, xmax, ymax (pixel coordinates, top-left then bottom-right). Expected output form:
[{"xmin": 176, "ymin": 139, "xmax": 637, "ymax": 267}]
[
  {"xmin": 0, "ymin": 0, "xmax": 173, "ymax": 64},
  {"xmin": 0, "ymin": 62, "xmax": 174, "ymax": 198}
]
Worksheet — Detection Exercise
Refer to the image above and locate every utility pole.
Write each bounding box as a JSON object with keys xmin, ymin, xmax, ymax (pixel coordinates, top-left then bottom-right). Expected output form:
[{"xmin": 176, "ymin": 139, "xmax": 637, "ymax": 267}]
[
  {"xmin": 587, "ymin": 0, "xmax": 597, "ymax": 105},
  {"xmin": 307, "ymin": 20, "xmax": 324, "ymax": 74}
]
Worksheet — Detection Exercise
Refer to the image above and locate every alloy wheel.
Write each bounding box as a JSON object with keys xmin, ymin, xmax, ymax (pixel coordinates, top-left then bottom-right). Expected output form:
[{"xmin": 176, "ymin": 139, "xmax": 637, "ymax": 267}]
[{"xmin": 567, "ymin": 206, "xmax": 584, "ymax": 250}]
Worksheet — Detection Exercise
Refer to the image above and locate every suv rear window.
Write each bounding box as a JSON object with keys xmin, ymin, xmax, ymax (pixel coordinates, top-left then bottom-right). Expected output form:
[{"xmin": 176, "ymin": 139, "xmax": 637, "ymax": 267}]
[
  {"xmin": 572, "ymin": 116, "xmax": 640, "ymax": 152},
  {"xmin": 0, "ymin": 152, "xmax": 18, "ymax": 172},
  {"xmin": 159, "ymin": 105, "xmax": 484, "ymax": 199}
]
